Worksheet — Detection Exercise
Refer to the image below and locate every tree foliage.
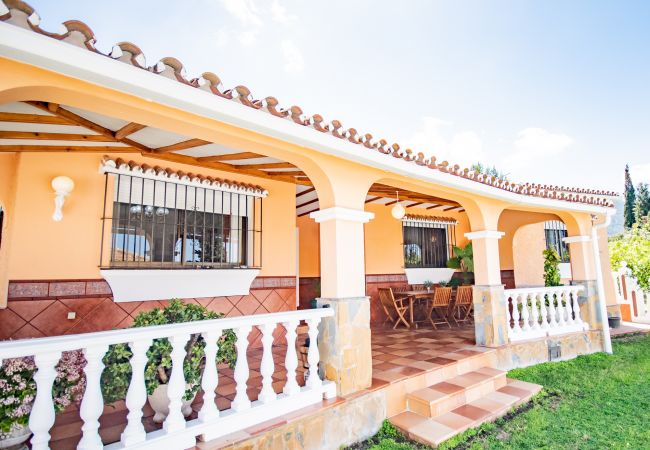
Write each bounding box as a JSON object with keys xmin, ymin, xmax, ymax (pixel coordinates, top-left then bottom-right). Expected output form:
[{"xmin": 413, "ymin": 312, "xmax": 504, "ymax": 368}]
[
  {"xmin": 543, "ymin": 248, "xmax": 562, "ymax": 287},
  {"xmin": 634, "ymin": 182, "xmax": 650, "ymax": 223},
  {"xmin": 624, "ymin": 164, "xmax": 636, "ymax": 228},
  {"xmin": 609, "ymin": 221, "xmax": 650, "ymax": 292},
  {"xmin": 471, "ymin": 162, "xmax": 509, "ymax": 181}
]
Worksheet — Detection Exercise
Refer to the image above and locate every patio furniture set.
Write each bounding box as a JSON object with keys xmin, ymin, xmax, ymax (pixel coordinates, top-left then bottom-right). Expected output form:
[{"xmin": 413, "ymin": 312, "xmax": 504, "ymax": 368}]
[{"xmin": 378, "ymin": 285, "xmax": 474, "ymax": 330}]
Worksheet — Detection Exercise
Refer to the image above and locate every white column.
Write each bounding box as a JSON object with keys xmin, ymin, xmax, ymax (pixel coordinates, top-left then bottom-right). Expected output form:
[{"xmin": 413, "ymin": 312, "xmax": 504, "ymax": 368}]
[
  {"xmin": 306, "ymin": 317, "xmax": 322, "ymax": 389},
  {"xmin": 121, "ymin": 339, "xmax": 152, "ymax": 446},
  {"xmin": 258, "ymin": 323, "xmax": 277, "ymax": 404},
  {"xmin": 163, "ymin": 333, "xmax": 190, "ymax": 433},
  {"xmin": 29, "ymin": 351, "xmax": 62, "ymax": 450},
  {"xmin": 282, "ymin": 320, "xmax": 300, "ymax": 396},
  {"xmin": 231, "ymin": 326, "xmax": 252, "ymax": 411},
  {"xmin": 198, "ymin": 330, "xmax": 220, "ymax": 422},
  {"xmin": 78, "ymin": 344, "xmax": 108, "ymax": 450}
]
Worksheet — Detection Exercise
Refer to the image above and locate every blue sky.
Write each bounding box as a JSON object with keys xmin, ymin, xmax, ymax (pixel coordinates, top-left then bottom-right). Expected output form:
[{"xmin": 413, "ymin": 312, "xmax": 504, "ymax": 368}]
[{"xmin": 30, "ymin": 0, "xmax": 650, "ymax": 192}]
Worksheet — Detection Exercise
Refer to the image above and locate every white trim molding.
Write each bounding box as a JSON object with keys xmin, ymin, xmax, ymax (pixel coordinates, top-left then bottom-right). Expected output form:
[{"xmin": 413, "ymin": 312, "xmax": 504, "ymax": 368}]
[
  {"xmin": 562, "ymin": 235, "xmax": 591, "ymax": 244},
  {"xmin": 464, "ymin": 230, "xmax": 505, "ymax": 240},
  {"xmin": 101, "ymin": 268, "xmax": 260, "ymax": 302},
  {"xmin": 404, "ymin": 268, "xmax": 456, "ymax": 285},
  {"xmin": 310, "ymin": 207, "xmax": 374, "ymax": 223}
]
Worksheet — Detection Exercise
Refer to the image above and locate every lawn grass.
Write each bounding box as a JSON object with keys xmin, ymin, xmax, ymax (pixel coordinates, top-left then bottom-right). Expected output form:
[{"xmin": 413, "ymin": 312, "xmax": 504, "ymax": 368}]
[{"xmin": 350, "ymin": 334, "xmax": 650, "ymax": 450}]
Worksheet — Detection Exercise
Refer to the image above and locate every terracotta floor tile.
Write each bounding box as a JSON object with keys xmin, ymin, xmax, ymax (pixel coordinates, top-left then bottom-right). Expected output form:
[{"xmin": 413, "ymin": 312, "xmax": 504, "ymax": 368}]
[
  {"xmin": 498, "ymin": 385, "xmax": 530, "ymax": 399},
  {"xmin": 410, "ymin": 387, "xmax": 447, "ymax": 402},
  {"xmin": 433, "ymin": 411, "xmax": 474, "ymax": 431},
  {"xmin": 427, "ymin": 357, "xmax": 457, "ymax": 366},
  {"xmin": 485, "ymin": 390, "xmax": 519, "ymax": 406},
  {"xmin": 390, "ymin": 411, "xmax": 429, "ymax": 431},
  {"xmin": 469, "ymin": 397, "xmax": 508, "ymax": 415},
  {"xmin": 410, "ymin": 360, "xmax": 440, "ymax": 371},
  {"xmin": 431, "ymin": 381, "xmax": 465, "ymax": 395},
  {"xmin": 452, "ymin": 404, "xmax": 492, "ymax": 422},
  {"xmin": 390, "ymin": 349, "xmax": 418, "ymax": 357},
  {"xmin": 409, "ymin": 420, "xmax": 456, "ymax": 446}
]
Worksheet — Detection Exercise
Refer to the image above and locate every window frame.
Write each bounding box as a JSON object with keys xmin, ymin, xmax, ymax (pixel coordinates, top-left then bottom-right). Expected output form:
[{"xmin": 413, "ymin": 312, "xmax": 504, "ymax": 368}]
[
  {"xmin": 544, "ymin": 220, "xmax": 570, "ymax": 263},
  {"xmin": 401, "ymin": 218, "xmax": 457, "ymax": 269}
]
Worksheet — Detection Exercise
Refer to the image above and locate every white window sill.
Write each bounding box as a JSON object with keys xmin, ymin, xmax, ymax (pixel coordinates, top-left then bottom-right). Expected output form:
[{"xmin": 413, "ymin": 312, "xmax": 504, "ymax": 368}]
[
  {"xmin": 404, "ymin": 268, "xmax": 456, "ymax": 285},
  {"xmin": 100, "ymin": 268, "xmax": 260, "ymax": 302}
]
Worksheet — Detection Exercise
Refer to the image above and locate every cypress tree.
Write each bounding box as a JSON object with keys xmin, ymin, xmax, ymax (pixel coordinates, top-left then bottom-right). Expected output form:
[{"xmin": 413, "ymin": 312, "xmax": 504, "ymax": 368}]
[
  {"xmin": 634, "ymin": 182, "xmax": 650, "ymax": 223},
  {"xmin": 624, "ymin": 165, "xmax": 636, "ymax": 228}
]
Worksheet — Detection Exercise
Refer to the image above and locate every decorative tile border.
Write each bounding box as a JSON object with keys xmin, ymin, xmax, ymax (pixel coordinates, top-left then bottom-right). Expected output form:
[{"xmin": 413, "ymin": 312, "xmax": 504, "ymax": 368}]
[{"xmin": 8, "ymin": 276, "xmax": 296, "ymax": 301}]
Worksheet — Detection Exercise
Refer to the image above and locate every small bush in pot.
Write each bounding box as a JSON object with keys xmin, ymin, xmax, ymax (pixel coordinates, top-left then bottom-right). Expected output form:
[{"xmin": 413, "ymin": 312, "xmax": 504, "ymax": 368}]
[{"xmin": 100, "ymin": 300, "xmax": 237, "ymax": 409}]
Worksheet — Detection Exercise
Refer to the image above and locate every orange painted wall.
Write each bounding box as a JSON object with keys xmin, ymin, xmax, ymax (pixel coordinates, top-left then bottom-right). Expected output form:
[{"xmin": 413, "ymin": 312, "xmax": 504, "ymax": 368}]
[
  {"xmin": 297, "ymin": 215, "xmax": 320, "ymax": 277},
  {"xmin": 5, "ymin": 152, "xmax": 296, "ymax": 280},
  {"xmin": 0, "ymin": 153, "xmax": 19, "ymax": 306},
  {"xmin": 513, "ymin": 222, "xmax": 546, "ymax": 287}
]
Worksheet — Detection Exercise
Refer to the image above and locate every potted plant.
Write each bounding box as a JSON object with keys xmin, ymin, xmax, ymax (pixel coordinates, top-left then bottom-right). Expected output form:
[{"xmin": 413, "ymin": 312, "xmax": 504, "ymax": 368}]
[
  {"xmin": 0, "ymin": 350, "xmax": 85, "ymax": 450},
  {"xmin": 423, "ymin": 280, "xmax": 434, "ymax": 292},
  {"xmin": 101, "ymin": 300, "xmax": 236, "ymax": 423},
  {"xmin": 446, "ymin": 243, "xmax": 474, "ymax": 285}
]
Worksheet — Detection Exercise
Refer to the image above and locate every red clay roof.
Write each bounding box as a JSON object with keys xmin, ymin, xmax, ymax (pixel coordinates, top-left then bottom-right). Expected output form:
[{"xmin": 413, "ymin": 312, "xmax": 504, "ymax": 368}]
[{"xmin": 1, "ymin": 0, "xmax": 616, "ymax": 208}]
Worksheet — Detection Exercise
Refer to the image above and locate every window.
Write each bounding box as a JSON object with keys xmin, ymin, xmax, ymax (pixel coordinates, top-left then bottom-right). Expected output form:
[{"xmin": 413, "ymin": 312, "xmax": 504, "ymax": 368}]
[
  {"xmin": 101, "ymin": 170, "xmax": 263, "ymax": 269},
  {"xmin": 402, "ymin": 217, "xmax": 456, "ymax": 268},
  {"xmin": 544, "ymin": 221, "xmax": 570, "ymax": 263}
]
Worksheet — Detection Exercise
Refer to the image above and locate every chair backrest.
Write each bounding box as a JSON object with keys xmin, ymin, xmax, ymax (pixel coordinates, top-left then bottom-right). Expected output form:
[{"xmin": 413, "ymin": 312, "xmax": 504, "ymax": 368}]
[
  {"xmin": 432, "ymin": 287, "xmax": 453, "ymax": 307},
  {"xmin": 378, "ymin": 288, "xmax": 398, "ymax": 319},
  {"xmin": 393, "ymin": 285, "xmax": 410, "ymax": 293},
  {"xmin": 411, "ymin": 284, "xmax": 425, "ymax": 291},
  {"xmin": 455, "ymin": 286, "xmax": 473, "ymax": 305}
]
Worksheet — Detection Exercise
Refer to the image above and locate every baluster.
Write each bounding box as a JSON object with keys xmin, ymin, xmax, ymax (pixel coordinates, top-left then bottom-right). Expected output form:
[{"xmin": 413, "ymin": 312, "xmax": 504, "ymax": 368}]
[
  {"xmin": 539, "ymin": 293, "xmax": 549, "ymax": 330},
  {"xmin": 29, "ymin": 351, "xmax": 62, "ymax": 450},
  {"xmin": 79, "ymin": 344, "xmax": 108, "ymax": 450},
  {"xmin": 163, "ymin": 333, "xmax": 190, "ymax": 433},
  {"xmin": 232, "ymin": 326, "xmax": 252, "ymax": 411},
  {"xmin": 572, "ymin": 289, "xmax": 584, "ymax": 326},
  {"xmin": 282, "ymin": 320, "xmax": 300, "ymax": 396},
  {"xmin": 556, "ymin": 290, "xmax": 567, "ymax": 327},
  {"xmin": 511, "ymin": 295, "xmax": 521, "ymax": 333},
  {"xmin": 258, "ymin": 323, "xmax": 277, "ymax": 403},
  {"xmin": 198, "ymin": 329, "xmax": 220, "ymax": 422},
  {"xmin": 547, "ymin": 292, "xmax": 558, "ymax": 329},
  {"xmin": 121, "ymin": 339, "xmax": 152, "ymax": 446},
  {"xmin": 306, "ymin": 317, "xmax": 322, "ymax": 389},
  {"xmin": 564, "ymin": 290, "xmax": 575, "ymax": 325},
  {"xmin": 520, "ymin": 293, "xmax": 531, "ymax": 331},
  {"xmin": 530, "ymin": 293, "xmax": 540, "ymax": 330}
]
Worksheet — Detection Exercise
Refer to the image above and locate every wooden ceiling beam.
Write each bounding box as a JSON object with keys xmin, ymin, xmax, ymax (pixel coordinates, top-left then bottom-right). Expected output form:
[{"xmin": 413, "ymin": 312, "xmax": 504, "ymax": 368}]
[
  {"xmin": 0, "ymin": 112, "xmax": 72, "ymax": 125},
  {"xmin": 264, "ymin": 170, "xmax": 306, "ymax": 176},
  {"xmin": 406, "ymin": 202, "xmax": 425, "ymax": 208},
  {"xmin": 0, "ymin": 145, "xmax": 139, "ymax": 153},
  {"xmin": 242, "ymin": 162, "xmax": 296, "ymax": 170},
  {"xmin": 296, "ymin": 197, "xmax": 319, "ymax": 209},
  {"xmin": 365, "ymin": 196, "xmax": 381, "ymax": 204},
  {"xmin": 197, "ymin": 152, "xmax": 264, "ymax": 162},
  {"xmin": 296, "ymin": 187, "xmax": 316, "ymax": 198},
  {"xmin": 0, "ymin": 131, "xmax": 115, "ymax": 141},
  {"xmin": 26, "ymin": 101, "xmax": 152, "ymax": 153},
  {"xmin": 297, "ymin": 208, "xmax": 319, "ymax": 218},
  {"xmin": 154, "ymin": 138, "xmax": 211, "ymax": 153},
  {"xmin": 115, "ymin": 122, "xmax": 147, "ymax": 140}
]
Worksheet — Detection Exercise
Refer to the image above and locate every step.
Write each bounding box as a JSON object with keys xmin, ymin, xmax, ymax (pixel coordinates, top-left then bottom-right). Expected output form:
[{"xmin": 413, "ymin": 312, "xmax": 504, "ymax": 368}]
[
  {"xmin": 391, "ymin": 378, "xmax": 542, "ymax": 448},
  {"xmin": 406, "ymin": 367, "xmax": 507, "ymax": 417}
]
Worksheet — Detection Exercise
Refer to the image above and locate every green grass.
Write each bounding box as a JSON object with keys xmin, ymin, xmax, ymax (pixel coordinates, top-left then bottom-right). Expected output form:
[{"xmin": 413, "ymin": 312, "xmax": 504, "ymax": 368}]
[{"xmin": 350, "ymin": 334, "xmax": 650, "ymax": 450}]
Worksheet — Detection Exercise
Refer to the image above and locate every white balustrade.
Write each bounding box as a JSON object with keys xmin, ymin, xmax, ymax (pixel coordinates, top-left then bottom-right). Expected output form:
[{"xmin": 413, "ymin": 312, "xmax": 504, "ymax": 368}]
[
  {"xmin": 503, "ymin": 286, "xmax": 587, "ymax": 342},
  {"xmin": 0, "ymin": 307, "xmax": 334, "ymax": 450}
]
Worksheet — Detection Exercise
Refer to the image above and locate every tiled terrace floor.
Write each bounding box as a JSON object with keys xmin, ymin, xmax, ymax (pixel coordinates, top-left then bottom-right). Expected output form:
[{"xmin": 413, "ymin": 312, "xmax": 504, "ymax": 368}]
[{"xmin": 48, "ymin": 325, "xmax": 482, "ymax": 449}]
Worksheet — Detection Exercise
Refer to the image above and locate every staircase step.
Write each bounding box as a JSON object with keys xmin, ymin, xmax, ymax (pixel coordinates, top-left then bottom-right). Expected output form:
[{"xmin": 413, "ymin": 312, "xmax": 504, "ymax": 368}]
[
  {"xmin": 391, "ymin": 378, "xmax": 542, "ymax": 448},
  {"xmin": 407, "ymin": 367, "xmax": 507, "ymax": 417}
]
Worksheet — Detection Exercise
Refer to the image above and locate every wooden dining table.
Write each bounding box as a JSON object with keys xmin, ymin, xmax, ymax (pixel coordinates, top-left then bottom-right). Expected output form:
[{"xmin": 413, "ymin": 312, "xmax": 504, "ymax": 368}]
[{"xmin": 394, "ymin": 290, "xmax": 434, "ymax": 327}]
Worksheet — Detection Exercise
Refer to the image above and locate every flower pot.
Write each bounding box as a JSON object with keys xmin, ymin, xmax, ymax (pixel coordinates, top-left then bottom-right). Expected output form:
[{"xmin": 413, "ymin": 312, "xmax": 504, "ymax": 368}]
[
  {"xmin": 148, "ymin": 384, "xmax": 196, "ymax": 423},
  {"xmin": 0, "ymin": 424, "xmax": 31, "ymax": 450},
  {"xmin": 608, "ymin": 316, "xmax": 622, "ymax": 329},
  {"xmin": 309, "ymin": 298, "xmax": 318, "ymax": 309}
]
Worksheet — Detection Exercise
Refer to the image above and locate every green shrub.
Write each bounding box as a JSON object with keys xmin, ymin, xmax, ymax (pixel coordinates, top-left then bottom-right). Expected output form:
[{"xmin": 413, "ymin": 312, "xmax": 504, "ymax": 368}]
[
  {"xmin": 101, "ymin": 299, "xmax": 237, "ymax": 404},
  {"xmin": 543, "ymin": 248, "xmax": 562, "ymax": 287}
]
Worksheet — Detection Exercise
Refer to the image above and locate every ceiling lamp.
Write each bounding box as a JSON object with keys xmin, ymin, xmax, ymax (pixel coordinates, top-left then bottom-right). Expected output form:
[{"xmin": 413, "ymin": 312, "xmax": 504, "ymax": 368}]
[{"xmin": 391, "ymin": 191, "xmax": 406, "ymax": 220}]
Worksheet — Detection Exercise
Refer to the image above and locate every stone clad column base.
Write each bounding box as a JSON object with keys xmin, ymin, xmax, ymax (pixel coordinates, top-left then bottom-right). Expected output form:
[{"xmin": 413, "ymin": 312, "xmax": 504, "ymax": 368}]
[
  {"xmin": 473, "ymin": 285, "xmax": 509, "ymax": 348},
  {"xmin": 317, "ymin": 296, "xmax": 372, "ymax": 396},
  {"xmin": 571, "ymin": 279, "xmax": 601, "ymax": 330}
]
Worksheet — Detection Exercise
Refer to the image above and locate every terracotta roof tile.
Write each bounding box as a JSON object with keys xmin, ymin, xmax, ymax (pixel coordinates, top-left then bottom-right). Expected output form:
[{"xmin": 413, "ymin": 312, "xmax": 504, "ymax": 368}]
[{"xmin": 0, "ymin": 0, "xmax": 615, "ymax": 208}]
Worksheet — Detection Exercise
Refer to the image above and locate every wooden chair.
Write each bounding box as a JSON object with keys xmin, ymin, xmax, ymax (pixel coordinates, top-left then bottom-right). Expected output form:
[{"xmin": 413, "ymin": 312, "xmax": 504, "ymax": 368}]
[
  {"xmin": 426, "ymin": 287, "xmax": 453, "ymax": 329},
  {"xmin": 378, "ymin": 287, "xmax": 410, "ymax": 329},
  {"xmin": 453, "ymin": 285, "xmax": 474, "ymax": 325}
]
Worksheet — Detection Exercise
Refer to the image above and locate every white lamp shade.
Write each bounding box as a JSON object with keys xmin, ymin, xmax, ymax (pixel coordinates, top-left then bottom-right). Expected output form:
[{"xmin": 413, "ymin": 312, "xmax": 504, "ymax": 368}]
[
  {"xmin": 51, "ymin": 176, "xmax": 75, "ymax": 194},
  {"xmin": 391, "ymin": 202, "xmax": 406, "ymax": 220}
]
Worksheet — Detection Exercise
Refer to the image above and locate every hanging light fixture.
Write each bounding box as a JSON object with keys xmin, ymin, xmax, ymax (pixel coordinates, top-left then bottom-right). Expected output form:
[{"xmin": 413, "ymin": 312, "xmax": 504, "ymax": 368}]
[{"xmin": 391, "ymin": 190, "xmax": 406, "ymax": 220}]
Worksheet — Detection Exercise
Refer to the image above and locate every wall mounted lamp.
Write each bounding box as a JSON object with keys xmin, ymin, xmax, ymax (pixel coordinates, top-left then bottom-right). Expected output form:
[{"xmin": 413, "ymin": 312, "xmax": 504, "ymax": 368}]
[{"xmin": 51, "ymin": 176, "xmax": 74, "ymax": 221}]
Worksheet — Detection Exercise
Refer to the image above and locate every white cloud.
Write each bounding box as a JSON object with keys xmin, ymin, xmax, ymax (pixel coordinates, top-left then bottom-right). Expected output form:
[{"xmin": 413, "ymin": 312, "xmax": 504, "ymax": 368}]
[
  {"xmin": 404, "ymin": 116, "xmax": 485, "ymax": 168},
  {"xmin": 504, "ymin": 127, "xmax": 573, "ymax": 171},
  {"xmin": 211, "ymin": 29, "xmax": 231, "ymax": 48},
  {"xmin": 237, "ymin": 30, "xmax": 259, "ymax": 46},
  {"xmin": 220, "ymin": 0, "xmax": 262, "ymax": 26},
  {"xmin": 281, "ymin": 39, "xmax": 304, "ymax": 74},
  {"xmin": 271, "ymin": 0, "xmax": 298, "ymax": 23},
  {"xmin": 630, "ymin": 163, "xmax": 650, "ymax": 184}
]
